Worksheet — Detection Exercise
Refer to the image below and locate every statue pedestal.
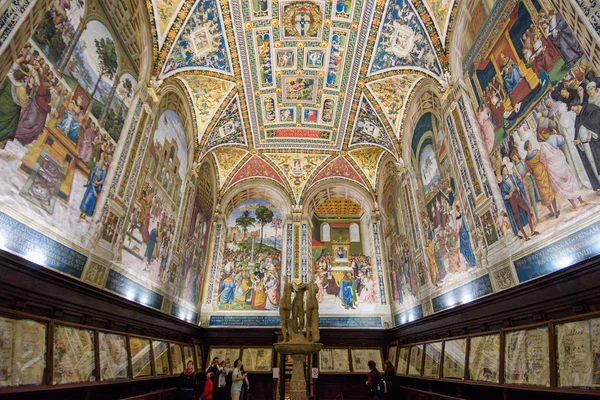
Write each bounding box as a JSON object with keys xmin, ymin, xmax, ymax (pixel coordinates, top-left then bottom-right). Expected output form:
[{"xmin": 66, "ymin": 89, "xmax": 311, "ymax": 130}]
[{"xmin": 274, "ymin": 341, "xmax": 323, "ymax": 400}]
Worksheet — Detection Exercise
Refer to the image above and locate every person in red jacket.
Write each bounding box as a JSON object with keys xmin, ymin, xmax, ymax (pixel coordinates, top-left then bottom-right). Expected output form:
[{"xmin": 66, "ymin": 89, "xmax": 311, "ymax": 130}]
[{"xmin": 201, "ymin": 372, "xmax": 215, "ymax": 400}]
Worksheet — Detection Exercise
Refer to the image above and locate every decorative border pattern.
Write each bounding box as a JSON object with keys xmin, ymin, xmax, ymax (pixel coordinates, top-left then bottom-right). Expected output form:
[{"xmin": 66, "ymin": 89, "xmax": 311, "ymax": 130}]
[
  {"xmin": 301, "ymin": 222, "xmax": 308, "ymax": 283},
  {"xmin": 205, "ymin": 223, "xmax": 222, "ymax": 305},
  {"xmin": 285, "ymin": 222, "xmax": 293, "ymax": 281},
  {"xmin": 445, "ymin": 113, "xmax": 476, "ymax": 211},
  {"xmin": 372, "ymin": 221, "xmax": 387, "ymax": 305}
]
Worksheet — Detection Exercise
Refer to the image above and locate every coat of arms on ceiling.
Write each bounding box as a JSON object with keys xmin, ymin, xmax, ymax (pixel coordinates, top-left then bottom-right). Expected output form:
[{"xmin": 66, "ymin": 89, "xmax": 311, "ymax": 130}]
[{"xmin": 280, "ymin": 1, "xmax": 323, "ymax": 40}]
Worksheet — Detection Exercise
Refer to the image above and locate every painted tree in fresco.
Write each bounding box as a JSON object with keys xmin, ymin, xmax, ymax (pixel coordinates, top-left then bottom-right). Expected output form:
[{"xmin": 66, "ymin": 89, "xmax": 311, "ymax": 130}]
[
  {"xmin": 118, "ymin": 77, "xmax": 133, "ymax": 118},
  {"xmin": 91, "ymin": 37, "xmax": 118, "ymax": 100},
  {"xmin": 235, "ymin": 210, "xmax": 255, "ymax": 240},
  {"xmin": 255, "ymin": 205, "xmax": 274, "ymax": 251},
  {"xmin": 271, "ymin": 217, "xmax": 282, "ymax": 250}
]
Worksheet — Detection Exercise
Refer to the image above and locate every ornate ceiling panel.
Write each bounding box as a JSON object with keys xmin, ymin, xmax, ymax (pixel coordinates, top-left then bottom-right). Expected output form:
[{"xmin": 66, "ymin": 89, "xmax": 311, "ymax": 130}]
[
  {"xmin": 314, "ymin": 198, "xmax": 362, "ymax": 217},
  {"xmin": 229, "ymin": 0, "xmax": 377, "ymax": 151},
  {"xmin": 367, "ymin": 73, "xmax": 424, "ymax": 138},
  {"xmin": 349, "ymin": 95, "xmax": 395, "ymax": 152},
  {"xmin": 421, "ymin": 0, "xmax": 454, "ymax": 41},
  {"xmin": 211, "ymin": 147, "xmax": 248, "ymax": 188},
  {"xmin": 311, "ymin": 156, "xmax": 367, "ymax": 189},
  {"xmin": 178, "ymin": 74, "xmax": 235, "ymax": 141},
  {"xmin": 265, "ymin": 153, "xmax": 329, "ymax": 202},
  {"xmin": 152, "ymin": 0, "xmax": 186, "ymax": 48},
  {"xmin": 161, "ymin": 0, "xmax": 233, "ymax": 76},
  {"xmin": 368, "ymin": 0, "xmax": 442, "ymax": 77},
  {"xmin": 348, "ymin": 147, "xmax": 385, "ymax": 189},
  {"xmin": 227, "ymin": 154, "xmax": 288, "ymax": 190},
  {"xmin": 202, "ymin": 96, "xmax": 247, "ymax": 153}
]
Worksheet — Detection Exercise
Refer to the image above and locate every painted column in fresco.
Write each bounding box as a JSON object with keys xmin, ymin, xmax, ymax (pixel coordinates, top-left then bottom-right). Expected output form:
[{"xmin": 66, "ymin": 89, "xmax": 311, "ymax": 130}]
[
  {"xmin": 204, "ymin": 215, "xmax": 226, "ymax": 307},
  {"xmin": 90, "ymin": 90, "xmax": 150, "ymax": 252},
  {"xmin": 371, "ymin": 216, "xmax": 387, "ymax": 306},
  {"xmin": 292, "ymin": 209, "xmax": 302, "ymax": 282},
  {"xmin": 99, "ymin": 94, "xmax": 145, "ymax": 222},
  {"xmin": 301, "ymin": 220, "xmax": 310, "ymax": 283}
]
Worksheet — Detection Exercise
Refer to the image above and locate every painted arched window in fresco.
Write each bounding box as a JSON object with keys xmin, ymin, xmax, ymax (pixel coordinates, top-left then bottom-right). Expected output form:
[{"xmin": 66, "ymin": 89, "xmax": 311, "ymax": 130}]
[
  {"xmin": 413, "ymin": 113, "xmax": 477, "ymax": 289},
  {"xmin": 218, "ymin": 199, "xmax": 283, "ymax": 311},
  {"xmin": 0, "ymin": 0, "xmax": 135, "ymax": 255},
  {"xmin": 121, "ymin": 110, "xmax": 188, "ymax": 287},
  {"xmin": 350, "ymin": 223, "xmax": 360, "ymax": 242},
  {"xmin": 321, "ymin": 222, "xmax": 330, "ymax": 242}
]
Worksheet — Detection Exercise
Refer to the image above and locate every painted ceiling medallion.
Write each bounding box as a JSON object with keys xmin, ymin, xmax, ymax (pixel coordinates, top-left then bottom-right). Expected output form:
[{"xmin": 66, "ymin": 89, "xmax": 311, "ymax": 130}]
[{"xmin": 281, "ymin": 2, "xmax": 324, "ymax": 40}]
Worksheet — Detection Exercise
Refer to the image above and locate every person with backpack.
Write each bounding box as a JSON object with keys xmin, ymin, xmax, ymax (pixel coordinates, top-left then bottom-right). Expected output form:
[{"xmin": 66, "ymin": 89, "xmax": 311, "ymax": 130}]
[
  {"xmin": 231, "ymin": 359, "xmax": 247, "ymax": 400},
  {"xmin": 365, "ymin": 360, "xmax": 386, "ymax": 399},
  {"xmin": 383, "ymin": 360, "xmax": 395, "ymax": 397}
]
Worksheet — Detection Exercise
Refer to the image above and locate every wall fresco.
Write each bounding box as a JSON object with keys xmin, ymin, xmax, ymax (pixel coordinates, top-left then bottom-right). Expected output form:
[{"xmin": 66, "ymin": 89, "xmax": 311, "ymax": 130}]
[{"xmin": 216, "ymin": 199, "xmax": 282, "ymax": 311}]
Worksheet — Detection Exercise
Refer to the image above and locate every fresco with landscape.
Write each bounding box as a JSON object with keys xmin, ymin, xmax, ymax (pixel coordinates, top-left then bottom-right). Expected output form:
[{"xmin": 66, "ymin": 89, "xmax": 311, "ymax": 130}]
[
  {"xmin": 217, "ymin": 199, "xmax": 282, "ymax": 311},
  {"xmin": 122, "ymin": 110, "xmax": 188, "ymax": 293},
  {"xmin": 0, "ymin": 0, "xmax": 128, "ymax": 248}
]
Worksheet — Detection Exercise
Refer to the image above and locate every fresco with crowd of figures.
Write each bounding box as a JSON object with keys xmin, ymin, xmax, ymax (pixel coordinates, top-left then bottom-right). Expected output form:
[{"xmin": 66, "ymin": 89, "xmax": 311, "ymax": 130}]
[
  {"xmin": 217, "ymin": 199, "xmax": 282, "ymax": 311},
  {"xmin": 0, "ymin": 0, "xmax": 128, "ymax": 247},
  {"xmin": 385, "ymin": 0, "xmax": 600, "ymax": 324},
  {"xmin": 0, "ymin": 0, "xmax": 212, "ymax": 319},
  {"xmin": 121, "ymin": 111, "xmax": 188, "ymax": 290}
]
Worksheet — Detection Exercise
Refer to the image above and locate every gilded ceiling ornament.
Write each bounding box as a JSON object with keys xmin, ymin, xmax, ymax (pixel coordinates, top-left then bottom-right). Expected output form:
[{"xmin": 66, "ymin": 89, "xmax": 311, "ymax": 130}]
[{"xmin": 281, "ymin": 3, "xmax": 323, "ymax": 39}]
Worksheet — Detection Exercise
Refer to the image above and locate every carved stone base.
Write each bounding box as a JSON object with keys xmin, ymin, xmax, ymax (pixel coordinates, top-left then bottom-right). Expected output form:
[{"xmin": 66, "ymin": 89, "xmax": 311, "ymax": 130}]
[{"xmin": 274, "ymin": 342, "xmax": 323, "ymax": 400}]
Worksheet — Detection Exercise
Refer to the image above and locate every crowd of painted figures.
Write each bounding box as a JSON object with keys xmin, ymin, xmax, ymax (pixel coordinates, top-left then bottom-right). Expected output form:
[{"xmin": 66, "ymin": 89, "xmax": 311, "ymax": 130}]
[
  {"xmin": 313, "ymin": 253, "xmax": 378, "ymax": 310},
  {"xmin": 218, "ymin": 247, "xmax": 282, "ymax": 310},
  {"xmin": 126, "ymin": 182, "xmax": 177, "ymax": 281},
  {"xmin": 0, "ymin": 43, "xmax": 115, "ymax": 222},
  {"xmin": 491, "ymin": 59, "xmax": 600, "ymax": 243}
]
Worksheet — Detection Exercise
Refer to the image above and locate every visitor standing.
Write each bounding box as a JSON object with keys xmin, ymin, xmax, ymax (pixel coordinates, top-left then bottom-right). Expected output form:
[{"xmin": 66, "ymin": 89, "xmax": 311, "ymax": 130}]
[
  {"xmin": 200, "ymin": 372, "xmax": 214, "ymax": 400},
  {"xmin": 218, "ymin": 360, "xmax": 230, "ymax": 400},
  {"xmin": 383, "ymin": 360, "xmax": 395, "ymax": 398},
  {"xmin": 366, "ymin": 360, "xmax": 384, "ymax": 400},
  {"xmin": 178, "ymin": 360, "xmax": 197, "ymax": 400},
  {"xmin": 231, "ymin": 359, "xmax": 247, "ymax": 400},
  {"xmin": 206, "ymin": 357, "xmax": 221, "ymax": 399}
]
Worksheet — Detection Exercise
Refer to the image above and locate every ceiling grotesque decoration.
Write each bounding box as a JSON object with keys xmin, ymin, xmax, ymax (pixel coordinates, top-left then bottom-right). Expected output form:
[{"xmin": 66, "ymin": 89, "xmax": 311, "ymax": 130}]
[{"xmin": 148, "ymin": 0, "xmax": 454, "ymax": 201}]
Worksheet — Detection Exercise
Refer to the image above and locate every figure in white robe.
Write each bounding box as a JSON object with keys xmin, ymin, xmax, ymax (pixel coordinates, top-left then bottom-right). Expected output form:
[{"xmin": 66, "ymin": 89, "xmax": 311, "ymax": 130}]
[
  {"xmin": 577, "ymin": 126, "xmax": 600, "ymax": 178},
  {"xmin": 540, "ymin": 135, "xmax": 586, "ymax": 208},
  {"xmin": 476, "ymin": 107, "xmax": 496, "ymax": 154},
  {"xmin": 557, "ymin": 103, "xmax": 592, "ymax": 189}
]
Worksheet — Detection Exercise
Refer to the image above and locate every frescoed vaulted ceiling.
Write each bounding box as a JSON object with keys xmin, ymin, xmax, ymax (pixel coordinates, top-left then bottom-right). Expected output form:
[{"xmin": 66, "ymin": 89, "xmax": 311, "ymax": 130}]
[{"xmin": 147, "ymin": 0, "xmax": 456, "ymax": 202}]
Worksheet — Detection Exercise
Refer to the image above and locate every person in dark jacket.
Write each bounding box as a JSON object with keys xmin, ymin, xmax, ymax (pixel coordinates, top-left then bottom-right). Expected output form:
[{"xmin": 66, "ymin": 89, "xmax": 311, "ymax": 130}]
[
  {"xmin": 178, "ymin": 360, "xmax": 198, "ymax": 400},
  {"xmin": 383, "ymin": 360, "xmax": 395, "ymax": 398}
]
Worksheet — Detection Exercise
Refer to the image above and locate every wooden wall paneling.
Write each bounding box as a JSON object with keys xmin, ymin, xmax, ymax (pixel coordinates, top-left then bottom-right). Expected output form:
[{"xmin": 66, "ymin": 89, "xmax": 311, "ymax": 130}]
[
  {"xmin": 126, "ymin": 335, "xmax": 134, "ymax": 379},
  {"xmin": 498, "ymin": 330, "xmax": 505, "ymax": 385},
  {"xmin": 149, "ymin": 338, "xmax": 157, "ymax": 378},
  {"xmin": 549, "ymin": 322, "xmax": 557, "ymax": 389},
  {"xmin": 94, "ymin": 329, "xmax": 101, "ymax": 382},
  {"xmin": 0, "ymin": 252, "xmax": 200, "ymax": 341}
]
